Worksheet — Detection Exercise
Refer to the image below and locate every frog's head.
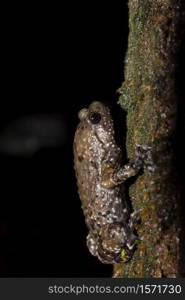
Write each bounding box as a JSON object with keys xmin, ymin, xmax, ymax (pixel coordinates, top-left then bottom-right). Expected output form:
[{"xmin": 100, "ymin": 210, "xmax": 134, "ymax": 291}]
[{"xmin": 78, "ymin": 101, "xmax": 115, "ymax": 147}]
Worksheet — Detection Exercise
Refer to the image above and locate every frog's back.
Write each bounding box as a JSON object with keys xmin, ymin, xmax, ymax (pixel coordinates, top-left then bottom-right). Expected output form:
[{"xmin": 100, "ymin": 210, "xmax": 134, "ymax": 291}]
[{"xmin": 74, "ymin": 120, "xmax": 103, "ymax": 211}]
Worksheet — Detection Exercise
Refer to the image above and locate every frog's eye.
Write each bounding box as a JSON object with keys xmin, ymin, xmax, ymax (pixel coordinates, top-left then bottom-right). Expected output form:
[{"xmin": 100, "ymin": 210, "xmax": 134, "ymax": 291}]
[{"xmin": 89, "ymin": 112, "xmax": 101, "ymax": 124}]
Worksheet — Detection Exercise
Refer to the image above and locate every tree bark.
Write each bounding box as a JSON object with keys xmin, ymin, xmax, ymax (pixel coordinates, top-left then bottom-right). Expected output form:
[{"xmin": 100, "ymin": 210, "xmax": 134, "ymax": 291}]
[{"xmin": 114, "ymin": 0, "xmax": 185, "ymax": 277}]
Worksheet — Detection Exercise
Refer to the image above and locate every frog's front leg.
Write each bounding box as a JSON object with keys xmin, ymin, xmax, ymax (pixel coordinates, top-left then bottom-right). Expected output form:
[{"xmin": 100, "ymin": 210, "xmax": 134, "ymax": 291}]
[{"xmin": 101, "ymin": 144, "xmax": 154, "ymax": 189}]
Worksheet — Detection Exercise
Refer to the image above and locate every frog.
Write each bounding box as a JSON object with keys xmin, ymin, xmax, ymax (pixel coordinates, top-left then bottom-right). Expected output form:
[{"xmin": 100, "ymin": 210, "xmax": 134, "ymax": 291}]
[{"xmin": 73, "ymin": 101, "xmax": 153, "ymax": 264}]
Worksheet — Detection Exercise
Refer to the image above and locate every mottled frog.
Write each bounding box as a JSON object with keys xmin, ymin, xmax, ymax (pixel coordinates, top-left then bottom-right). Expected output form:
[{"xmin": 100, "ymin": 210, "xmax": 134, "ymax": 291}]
[{"xmin": 74, "ymin": 101, "xmax": 152, "ymax": 264}]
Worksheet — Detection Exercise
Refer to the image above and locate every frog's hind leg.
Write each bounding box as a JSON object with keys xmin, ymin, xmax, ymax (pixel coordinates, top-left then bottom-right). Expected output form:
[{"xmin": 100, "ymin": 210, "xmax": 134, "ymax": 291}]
[
  {"xmin": 87, "ymin": 232, "xmax": 98, "ymax": 257},
  {"xmin": 126, "ymin": 209, "xmax": 142, "ymax": 250}
]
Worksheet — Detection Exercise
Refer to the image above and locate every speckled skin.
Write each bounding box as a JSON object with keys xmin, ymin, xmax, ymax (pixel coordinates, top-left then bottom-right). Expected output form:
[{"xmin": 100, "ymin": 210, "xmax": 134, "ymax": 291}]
[{"xmin": 74, "ymin": 102, "xmax": 151, "ymax": 264}]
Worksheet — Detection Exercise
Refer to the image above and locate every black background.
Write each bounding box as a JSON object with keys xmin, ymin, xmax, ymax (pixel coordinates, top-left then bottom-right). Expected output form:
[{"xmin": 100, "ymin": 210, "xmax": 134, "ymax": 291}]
[
  {"xmin": 0, "ymin": 1, "xmax": 184, "ymax": 278},
  {"xmin": 0, "ymin": 1, "xmax": 128, "ymax": 277}
]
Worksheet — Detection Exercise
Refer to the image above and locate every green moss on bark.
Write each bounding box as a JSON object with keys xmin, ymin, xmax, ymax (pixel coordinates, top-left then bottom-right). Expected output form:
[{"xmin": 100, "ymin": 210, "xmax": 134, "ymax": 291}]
[{"xmin": 114, "ymin": 0, "xmax": 184, "ymax": 277}]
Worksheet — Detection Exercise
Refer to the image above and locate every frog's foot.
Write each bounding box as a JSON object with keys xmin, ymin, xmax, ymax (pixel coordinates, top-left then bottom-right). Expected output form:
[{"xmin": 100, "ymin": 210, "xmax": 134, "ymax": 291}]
[
  {"xmin": 135, "ymin": 144, "xmax": 155, "ymax": 172},
  {"xmin": 87, "ymin": 233, "xmax": 98, "ymax": 257}
]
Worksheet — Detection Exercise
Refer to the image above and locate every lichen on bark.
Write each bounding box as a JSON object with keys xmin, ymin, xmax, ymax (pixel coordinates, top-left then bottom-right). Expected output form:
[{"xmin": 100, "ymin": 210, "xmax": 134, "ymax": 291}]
[{"xmin": 114, "ymin": 0, "xmax": 185, "ymax": 277}]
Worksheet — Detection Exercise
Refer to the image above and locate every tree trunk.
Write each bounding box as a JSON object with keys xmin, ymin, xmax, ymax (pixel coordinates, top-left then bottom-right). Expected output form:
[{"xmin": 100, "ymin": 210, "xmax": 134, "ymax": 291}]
[{"xmin": 114, "ymin": 0, "xmax": 185, "ymax": 277}]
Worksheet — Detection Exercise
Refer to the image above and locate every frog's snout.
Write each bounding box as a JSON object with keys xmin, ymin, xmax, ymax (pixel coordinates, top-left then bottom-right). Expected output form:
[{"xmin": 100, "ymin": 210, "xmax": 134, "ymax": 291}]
[{"xmin": 78, "ymin": 108, "xmax": 88, "ymax": 121}]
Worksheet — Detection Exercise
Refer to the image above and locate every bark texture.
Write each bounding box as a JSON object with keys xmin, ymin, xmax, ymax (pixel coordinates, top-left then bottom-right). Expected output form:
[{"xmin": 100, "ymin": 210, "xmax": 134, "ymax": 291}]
[{"xmin": 114, "ymin": 0, "xmax": 185, "ymax": 277}]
